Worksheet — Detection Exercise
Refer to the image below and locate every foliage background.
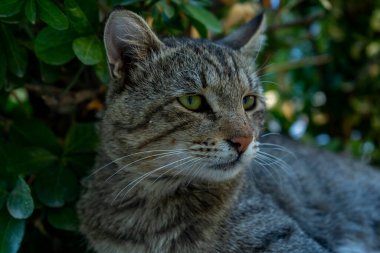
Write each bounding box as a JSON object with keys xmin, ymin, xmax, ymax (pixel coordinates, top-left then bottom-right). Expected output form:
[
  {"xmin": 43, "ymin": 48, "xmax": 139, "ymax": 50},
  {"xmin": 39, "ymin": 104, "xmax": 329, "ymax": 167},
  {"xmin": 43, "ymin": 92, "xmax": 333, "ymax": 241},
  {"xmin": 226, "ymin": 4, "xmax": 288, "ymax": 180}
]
[{"xmin": 0, "ymin": 0, "xmax": 379, "ymax": 252}]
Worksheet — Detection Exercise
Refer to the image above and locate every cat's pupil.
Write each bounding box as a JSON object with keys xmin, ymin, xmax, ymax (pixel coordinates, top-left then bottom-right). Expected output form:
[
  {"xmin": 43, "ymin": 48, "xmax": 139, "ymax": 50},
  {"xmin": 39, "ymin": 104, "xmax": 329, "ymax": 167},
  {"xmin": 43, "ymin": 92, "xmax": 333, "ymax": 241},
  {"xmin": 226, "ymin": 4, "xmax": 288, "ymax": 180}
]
[{"xmin": 188, "ymin": 96, "xmax": 193, "ymax": 104}]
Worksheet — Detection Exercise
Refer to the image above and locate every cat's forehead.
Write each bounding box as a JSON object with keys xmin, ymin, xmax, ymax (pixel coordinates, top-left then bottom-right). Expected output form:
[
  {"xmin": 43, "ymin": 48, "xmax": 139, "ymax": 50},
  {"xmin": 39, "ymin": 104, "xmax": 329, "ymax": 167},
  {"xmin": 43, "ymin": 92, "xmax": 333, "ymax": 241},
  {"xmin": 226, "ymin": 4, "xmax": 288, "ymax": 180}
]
[
  {"xmin": 162, "ymin": 38, "xmax": 245, "ymax": 71},
  {"xmin": 150, "ymin": 39, "xmax": 259, "ymax": 92}
]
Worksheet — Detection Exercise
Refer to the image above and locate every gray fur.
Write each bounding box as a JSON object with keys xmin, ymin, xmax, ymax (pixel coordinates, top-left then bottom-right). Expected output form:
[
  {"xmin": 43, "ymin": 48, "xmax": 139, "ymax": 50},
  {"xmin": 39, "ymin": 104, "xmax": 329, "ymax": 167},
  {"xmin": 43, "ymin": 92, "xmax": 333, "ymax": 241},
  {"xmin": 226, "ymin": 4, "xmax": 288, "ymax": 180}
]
[{"xmin": 78, "ymin": 10, "xmax": 380, "ymax": 253}]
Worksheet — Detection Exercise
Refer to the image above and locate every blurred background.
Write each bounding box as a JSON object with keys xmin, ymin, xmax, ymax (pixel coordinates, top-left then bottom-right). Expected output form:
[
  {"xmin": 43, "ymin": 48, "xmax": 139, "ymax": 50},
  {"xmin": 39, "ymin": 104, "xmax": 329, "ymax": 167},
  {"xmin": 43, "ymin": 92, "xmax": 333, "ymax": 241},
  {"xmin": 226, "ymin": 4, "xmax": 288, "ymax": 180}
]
[{"xmin": 0, "ymin": 0, "xmax": 379, "ymax": 252}]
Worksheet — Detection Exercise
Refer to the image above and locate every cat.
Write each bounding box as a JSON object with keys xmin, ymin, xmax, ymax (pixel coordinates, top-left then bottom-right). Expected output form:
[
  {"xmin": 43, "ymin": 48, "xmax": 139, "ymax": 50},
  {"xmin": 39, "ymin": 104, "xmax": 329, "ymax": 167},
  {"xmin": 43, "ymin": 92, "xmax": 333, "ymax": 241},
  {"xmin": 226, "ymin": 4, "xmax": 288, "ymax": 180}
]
[{"xmin": 77, "ymin": 9, "xmax": 380, "ymax": 253}]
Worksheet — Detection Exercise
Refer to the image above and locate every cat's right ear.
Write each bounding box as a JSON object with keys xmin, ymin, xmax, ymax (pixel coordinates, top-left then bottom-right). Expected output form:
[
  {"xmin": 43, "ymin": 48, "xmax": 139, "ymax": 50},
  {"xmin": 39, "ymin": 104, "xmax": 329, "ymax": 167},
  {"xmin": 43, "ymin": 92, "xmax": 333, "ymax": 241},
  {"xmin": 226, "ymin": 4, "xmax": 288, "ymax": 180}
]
[
  {"xmin": 217, "ymin": 12, "xmax": 266, "ymax": 60},
  {"xmin": 104, "ymin": 10, "xmax": 164, "ymax": 80}
]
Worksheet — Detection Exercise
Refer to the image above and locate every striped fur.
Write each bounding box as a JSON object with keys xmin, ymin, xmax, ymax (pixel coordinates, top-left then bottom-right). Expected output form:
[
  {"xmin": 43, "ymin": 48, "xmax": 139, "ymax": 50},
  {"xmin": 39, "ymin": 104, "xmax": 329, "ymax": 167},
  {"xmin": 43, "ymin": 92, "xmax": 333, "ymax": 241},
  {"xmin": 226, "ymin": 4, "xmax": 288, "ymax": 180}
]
[{"xmin": 78, "ymin": 10, "xmax": 380, "ymax": 253}]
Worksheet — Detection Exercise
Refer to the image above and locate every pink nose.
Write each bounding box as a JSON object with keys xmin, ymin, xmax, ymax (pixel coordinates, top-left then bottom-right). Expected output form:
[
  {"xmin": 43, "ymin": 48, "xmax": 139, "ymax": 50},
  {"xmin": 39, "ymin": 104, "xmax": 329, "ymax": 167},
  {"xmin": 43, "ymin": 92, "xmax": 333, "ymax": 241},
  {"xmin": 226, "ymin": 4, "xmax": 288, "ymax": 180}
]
[{"xmin": 230, "ymin": 135, "xmax": 253, "ymax": 153}]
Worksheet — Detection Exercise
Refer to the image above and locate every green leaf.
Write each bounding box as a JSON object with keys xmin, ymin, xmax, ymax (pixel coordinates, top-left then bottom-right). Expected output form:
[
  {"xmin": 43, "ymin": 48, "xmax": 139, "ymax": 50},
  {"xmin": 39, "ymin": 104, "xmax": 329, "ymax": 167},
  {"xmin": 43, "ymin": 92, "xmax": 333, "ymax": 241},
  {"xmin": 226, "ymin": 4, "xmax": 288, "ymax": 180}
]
[
  {"xmin": 35, "ymin": 166, "xmax": 78, "ymax": 208},
  {"xmin": 10, "ymin": 119, "xmax": 61, "ymax": 153},
  {"xmin": 157, "ymin": 1, "xmax": 174, "ymax": 18},
  {"xmin": 0, "ymin": 0, "xmax": 24, "ymax": 18},
  {"xmin": 183, "ymin": 5, "xmax": 222, "ymax": 33},
  {"xmin": 0, "ymin": 183, "xmax": 7, "ymax": 209},
  {"xmin": 25, "ymin": 0, "xmax": 37, "ymax": 24},
  {"xmin": 0, "ymin": 143, "xmax": 8, "ymax": 174},
  {"xmin": 35, "ymin": 27, "xmax": 76, "ymax": 65},
  {"xmin": 0, "ymin": 210, "xmax": 25, "ymax": 253},
  {"xmin": 111, "ymin": 0, "xmax": 141, "ymax": 5},
  {"xmin": 65, "ymin": 153, "xmax": 95, "ymax": 177},
  {"xmin": 0, "ymin": 25, "xmax": 27, "ymax": 78},
  {"xmin": 94, "ymin": 58, "xmax": 110, "ymax": 84},
  {"xmin": 39, "ymin": 61, "xmax": 60, "ymax": 83},
  {"xmin": 64, "ymin": 0, "xmax": 93, "ymax": 34},
  {"xmin": 6, "ymin": 146, "xmax": 57, "ymax": 174},
  {"xmin": 73, "ymin": 35, "xmax": 103, "ymax": 65},
  {"xmin": 76, "ymin": 0, "xmax": 98, "ymax": 28},
  {"xmin": 47, "ymin": 207, "xmax": 79, "ymax": 231},
  {"xmin": 6, "ymin": 178, "xmax": 34, "ymax": 219},
  {"xmin": 191, "ymin": 18, "xmax": 208, "ymax": 38},
  {"xmin": 0, "ymin": 191, "xmax": 7, "ymax": 210},
  {"xmin": 0, "ymin": 45, "xmax": 7, "ymax": 90},
  {"xmin": 4, "ymin": 88, "xmax": 33, "ymax": 117},
  {"xmin": 37, "ymin": 0, "xmax": 69, "ymax": 30},
  {"xmin": 64, "ymin": 123, "xmax": 98, "ymax": 154}
]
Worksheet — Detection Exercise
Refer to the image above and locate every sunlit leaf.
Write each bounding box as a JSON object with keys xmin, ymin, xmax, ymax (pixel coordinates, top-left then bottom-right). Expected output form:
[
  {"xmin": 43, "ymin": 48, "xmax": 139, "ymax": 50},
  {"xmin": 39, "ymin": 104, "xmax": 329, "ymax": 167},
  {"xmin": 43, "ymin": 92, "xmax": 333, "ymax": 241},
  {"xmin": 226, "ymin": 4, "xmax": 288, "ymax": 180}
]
[
  {"xmin": 73, "ymin": 35, "xmax": 103, "ymax": 65},
  {"xmin": 6, "ymin": 178, "xmax": 34, "ymax": 219},
  {"xmin": 183, "ymin": 5, "xmax": 221, "ymax": 33},
  {"xmin": 111, "ymin": 0, "xmax": 141, "ymax": 5},
  {"xmin": 157, "ymin": 0, "xmax": 174, "ymax": 18},
  {"xmin": 0, "ymin": 210, "xmax": 25, "ymax": 253},
  {"xmin": 94, "ymin": 58, "xmax": 110, "ymax": 84},
  {"xmin": 191, "ymin": 18, "xmax": 208, "ymax": 38}
]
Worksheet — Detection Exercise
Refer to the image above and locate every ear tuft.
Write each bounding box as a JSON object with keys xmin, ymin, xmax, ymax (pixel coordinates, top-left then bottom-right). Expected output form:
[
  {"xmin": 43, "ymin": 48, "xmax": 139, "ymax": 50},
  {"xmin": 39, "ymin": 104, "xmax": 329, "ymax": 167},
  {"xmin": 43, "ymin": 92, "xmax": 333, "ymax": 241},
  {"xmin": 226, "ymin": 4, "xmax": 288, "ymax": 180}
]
[
  {"xmin": 104, "ymin": 10, "xmax": 163, "ymax": 80},
  {"xmin": 217, "ymin": 12, "xmax": 266, "ymax": 59}
]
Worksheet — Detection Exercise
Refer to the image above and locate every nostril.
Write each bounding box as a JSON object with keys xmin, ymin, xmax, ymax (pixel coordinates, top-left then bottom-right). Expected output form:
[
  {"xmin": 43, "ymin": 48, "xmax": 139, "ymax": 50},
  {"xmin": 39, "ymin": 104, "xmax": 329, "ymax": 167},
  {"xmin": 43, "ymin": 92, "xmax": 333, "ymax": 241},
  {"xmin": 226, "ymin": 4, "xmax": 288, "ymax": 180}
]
[{"xmin": 227, "ymin": 136, "xmax": 253, "ymax": 154}]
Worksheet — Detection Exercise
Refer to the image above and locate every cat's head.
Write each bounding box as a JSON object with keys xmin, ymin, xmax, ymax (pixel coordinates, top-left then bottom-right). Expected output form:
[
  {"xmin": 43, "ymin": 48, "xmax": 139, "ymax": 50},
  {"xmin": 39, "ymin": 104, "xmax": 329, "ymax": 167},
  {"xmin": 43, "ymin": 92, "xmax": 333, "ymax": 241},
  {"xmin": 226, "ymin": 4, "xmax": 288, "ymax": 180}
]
[{"xmin": 101, "ymin": 10, "xmax": 266, "ymax": 182}]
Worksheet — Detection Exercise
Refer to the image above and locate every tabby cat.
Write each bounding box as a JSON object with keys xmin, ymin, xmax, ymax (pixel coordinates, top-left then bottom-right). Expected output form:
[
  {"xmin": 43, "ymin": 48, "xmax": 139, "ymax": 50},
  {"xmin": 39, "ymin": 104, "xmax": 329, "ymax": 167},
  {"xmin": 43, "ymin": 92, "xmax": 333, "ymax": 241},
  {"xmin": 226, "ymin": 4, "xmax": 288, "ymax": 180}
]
[{"xmin": 77, "ymin": 10, "xmax": 380, "ymax": 253}]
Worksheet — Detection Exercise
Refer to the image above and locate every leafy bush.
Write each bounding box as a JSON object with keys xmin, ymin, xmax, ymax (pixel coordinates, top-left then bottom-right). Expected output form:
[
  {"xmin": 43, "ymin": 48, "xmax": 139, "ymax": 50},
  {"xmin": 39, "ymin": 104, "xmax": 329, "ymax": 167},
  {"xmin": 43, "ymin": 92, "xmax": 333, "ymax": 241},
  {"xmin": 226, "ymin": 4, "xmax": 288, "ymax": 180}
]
[
  {"xmin": 0, "ymin": 1, "xmax": 227, "ymax": 252},
  {"xmin": 0, "ymin": 0, "xmax": 379, "ymax": 252},
  {"xmin": 262, "ymin": 0, "xmax": 380, "ymax": 165}
]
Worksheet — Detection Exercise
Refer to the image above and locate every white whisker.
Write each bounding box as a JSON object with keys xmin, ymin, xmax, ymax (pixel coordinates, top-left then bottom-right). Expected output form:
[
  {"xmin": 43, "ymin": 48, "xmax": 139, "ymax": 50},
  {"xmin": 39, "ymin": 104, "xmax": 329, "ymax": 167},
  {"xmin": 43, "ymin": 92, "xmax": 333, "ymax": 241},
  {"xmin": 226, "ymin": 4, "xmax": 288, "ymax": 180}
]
[
  {"xmin": 105, "ymin": 151, "xmax": 184, "ymax": 182},
  {"xmin": 87, "ymin": 149, "xmax": 187, "ymax": 177},
  {"xmin": 260, "ymin": 80, "xmax": 278, "ymax": 86},
  {"xmin": 260, "ymin": 132, "xmax": 281, "ymax": 138},
  {"xmin": 252, "ymin": 156, "xmax": 281, "ymax": 182},
  {"xmin": 172, "ymin": 157, "xmax": 203, "ymax": 178},
  {"xmin": 256, "ymin": 151, "xmax": 293, "ymax": 177},
  {"xmin": 185, "ymin": 160, "xmax": 205, "ymax": 186},
  {"xmin": 153, "ymin": 157, "xmax": 202, "ymax": 184},
  {"xmin": 112, "ymin": 156, "xmax": 193, "ymax": 204},
  {"xmin": 259, "ymin": 142, "xmax": 296, "ymax": 158}
]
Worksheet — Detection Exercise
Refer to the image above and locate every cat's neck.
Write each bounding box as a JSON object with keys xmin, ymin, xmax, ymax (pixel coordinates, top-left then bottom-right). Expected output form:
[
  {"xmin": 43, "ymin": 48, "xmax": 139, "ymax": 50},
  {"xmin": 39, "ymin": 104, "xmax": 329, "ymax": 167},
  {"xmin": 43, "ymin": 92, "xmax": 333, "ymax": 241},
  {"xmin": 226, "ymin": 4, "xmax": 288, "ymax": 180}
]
[
  {"xmin": 82, "ymin": 154, "xmax": 243, "ymax": 252},
  {"xmin": 92, "ymin": 151, "xmax": 242, "ymax": 203},
  {"xmin": 96, "ymin": 155, "xmax": 243, "ymax": 207}
]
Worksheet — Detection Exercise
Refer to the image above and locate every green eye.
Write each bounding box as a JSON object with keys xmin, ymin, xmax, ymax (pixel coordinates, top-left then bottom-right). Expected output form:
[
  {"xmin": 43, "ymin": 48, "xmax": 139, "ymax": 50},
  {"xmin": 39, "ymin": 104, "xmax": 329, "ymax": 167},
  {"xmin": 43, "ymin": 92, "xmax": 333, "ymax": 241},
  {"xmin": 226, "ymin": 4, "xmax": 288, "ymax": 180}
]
[
  {"xmin": 178, "ymin": 95, "xmax": 203, "ymax": 111},
  {"xmin": 243, "ymin": 95, "xmax": 256, "ymax": 110}
]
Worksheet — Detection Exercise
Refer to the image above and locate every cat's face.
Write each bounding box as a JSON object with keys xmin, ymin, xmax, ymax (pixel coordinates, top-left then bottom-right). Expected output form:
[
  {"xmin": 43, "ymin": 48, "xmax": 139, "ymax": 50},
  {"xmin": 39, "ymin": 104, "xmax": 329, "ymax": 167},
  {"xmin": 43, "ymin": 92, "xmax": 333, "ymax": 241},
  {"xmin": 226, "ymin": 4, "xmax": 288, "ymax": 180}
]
[{"xmin": 101, "ymin": 10, "xmax": 266, "ymax": 182}]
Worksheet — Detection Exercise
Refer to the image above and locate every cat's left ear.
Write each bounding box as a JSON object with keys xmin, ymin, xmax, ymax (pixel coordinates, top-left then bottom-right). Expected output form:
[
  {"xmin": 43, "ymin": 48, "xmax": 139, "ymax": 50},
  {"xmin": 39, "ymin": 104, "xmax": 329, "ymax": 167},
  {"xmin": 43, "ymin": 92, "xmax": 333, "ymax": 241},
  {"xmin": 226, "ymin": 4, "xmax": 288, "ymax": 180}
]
[{"xmin": 217, "ymin": 12, "xmax": 266, "ymax": 58}]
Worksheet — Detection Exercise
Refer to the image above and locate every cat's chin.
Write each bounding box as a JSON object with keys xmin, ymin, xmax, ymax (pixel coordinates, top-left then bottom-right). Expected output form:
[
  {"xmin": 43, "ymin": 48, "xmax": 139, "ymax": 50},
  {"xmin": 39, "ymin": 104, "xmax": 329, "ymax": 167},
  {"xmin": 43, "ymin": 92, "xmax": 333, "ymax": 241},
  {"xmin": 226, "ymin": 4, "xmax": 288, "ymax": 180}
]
[
  {"xmin": 187, "ymin": 143, "xmax": 258, "ymax": 182},
  {"xmin": 202, "ymin": 165, "xmax": 244, "ymax": 182},
  {"xmin": 181, "ymin": 161, "xmax": 246, "ymax": 182},
  {"xmin": 209, "ymin": 159, "xmax": 240, "ymax": 170}
]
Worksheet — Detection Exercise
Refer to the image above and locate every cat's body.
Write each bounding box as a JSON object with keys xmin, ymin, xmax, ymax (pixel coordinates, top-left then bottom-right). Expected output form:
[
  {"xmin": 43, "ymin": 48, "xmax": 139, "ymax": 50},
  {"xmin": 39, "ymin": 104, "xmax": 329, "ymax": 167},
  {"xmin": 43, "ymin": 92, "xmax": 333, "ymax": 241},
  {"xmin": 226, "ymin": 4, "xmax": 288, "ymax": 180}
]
[
  {"xmin": 77, "ymin": 10, "xmax": 380, "ymax": 253},
  {"xmin": 79, "ymin": 135, "xmax": 380, "ymax": 253}
]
